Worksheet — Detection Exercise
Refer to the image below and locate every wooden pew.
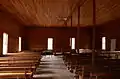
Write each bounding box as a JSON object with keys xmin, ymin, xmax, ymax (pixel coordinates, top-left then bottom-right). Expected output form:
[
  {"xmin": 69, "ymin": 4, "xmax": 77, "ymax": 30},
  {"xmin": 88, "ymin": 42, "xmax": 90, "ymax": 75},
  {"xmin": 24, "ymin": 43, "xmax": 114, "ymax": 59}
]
[
  {"xmin": 89, "ymin": 51, "xmax": 120, "ymax": 79},
  {"xmin": 0, "ymin": 51, "xmax": 41, "ymax": 79},
  {"xmin": 0, "ymin": 70, "xmax": 33, "ymax": 78},
  {"xmin": 0, "ymin": 66, "xmax": 36, "ymax": 71},
  {"xmin": 63, "ymin": 51, "xmax": 113, "ymax": 79}
]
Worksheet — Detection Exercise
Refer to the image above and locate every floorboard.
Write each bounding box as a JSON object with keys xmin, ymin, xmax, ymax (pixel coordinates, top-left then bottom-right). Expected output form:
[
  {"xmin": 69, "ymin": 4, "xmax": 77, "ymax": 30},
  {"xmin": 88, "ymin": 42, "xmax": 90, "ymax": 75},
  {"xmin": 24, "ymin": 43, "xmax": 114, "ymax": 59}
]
[{"xmin": 33, "ymin": 55, "xmax": 74, "ymax": 79}]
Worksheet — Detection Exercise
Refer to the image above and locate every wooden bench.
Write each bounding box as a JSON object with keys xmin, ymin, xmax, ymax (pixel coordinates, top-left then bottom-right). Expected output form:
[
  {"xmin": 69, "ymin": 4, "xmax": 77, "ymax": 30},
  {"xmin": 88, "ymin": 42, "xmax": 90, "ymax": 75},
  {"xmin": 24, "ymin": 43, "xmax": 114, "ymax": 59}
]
[
  {"xmin": 0, "ymin": 51, "xmax": 41, "ymax": 79},
  {"xmin": 0, "ymin": 70, "xmax": 33, "ymax": 78},
  {"xmin": 63, "ymin": 51, "xmax": 113, "ymax": 79}
]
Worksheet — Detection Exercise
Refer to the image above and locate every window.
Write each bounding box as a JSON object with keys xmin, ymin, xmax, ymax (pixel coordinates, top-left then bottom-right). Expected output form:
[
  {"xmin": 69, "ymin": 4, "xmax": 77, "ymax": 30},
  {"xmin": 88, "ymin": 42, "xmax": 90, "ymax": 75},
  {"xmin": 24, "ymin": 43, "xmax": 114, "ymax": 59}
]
[
  {"xmin": 3, "ymin": 33, "xmax": 8, "ymax": 55},
  {"xmin": 111, "ymin": 39, "xmax": 116, "ymax": 51},
  {"xmin": 70, "ymin": 38, "xmax": 75, "ymax": 49},
  {"xmin": 102, "ymin": 37, "xmax": 106, "ymax": 50},
  {"xmin": 47, "ymin": 38, "xmax": 53, "ymax": 50},
  {"xmin": 70, "ymin": 38, "xmax": 72, "ymax": 46},
  {"xmin": 19, "ymin": 37, "xmax": 22, "ymax": 51}
]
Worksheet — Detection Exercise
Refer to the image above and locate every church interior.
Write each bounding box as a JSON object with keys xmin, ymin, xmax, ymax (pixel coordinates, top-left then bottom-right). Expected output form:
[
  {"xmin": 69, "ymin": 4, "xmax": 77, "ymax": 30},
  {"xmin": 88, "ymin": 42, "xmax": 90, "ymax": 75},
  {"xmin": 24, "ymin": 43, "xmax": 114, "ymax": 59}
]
[{"xmin": 0, "ymin": 0, "xmax": 120, "ymax": 79}]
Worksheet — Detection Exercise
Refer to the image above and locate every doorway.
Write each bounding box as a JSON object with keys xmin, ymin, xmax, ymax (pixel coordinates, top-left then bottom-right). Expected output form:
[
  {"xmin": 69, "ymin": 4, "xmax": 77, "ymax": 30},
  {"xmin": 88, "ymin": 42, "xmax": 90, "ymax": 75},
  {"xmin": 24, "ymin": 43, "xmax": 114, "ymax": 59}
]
[
  {"xmin": 70, "ymin": 38, "xmax": 75, "ymax": 49},
  {"xmin": 110, "ymin": 39, "xmax": 116, "ymax": 51}
]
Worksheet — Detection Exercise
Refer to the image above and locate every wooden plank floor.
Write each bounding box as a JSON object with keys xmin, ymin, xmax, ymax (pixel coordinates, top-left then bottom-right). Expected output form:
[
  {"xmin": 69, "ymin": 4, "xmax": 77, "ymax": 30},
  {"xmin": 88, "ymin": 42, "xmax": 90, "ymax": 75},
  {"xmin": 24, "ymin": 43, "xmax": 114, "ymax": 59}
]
[{"xmin": 33, "ymin": 55, "xmax": 74, "ymax": 79}]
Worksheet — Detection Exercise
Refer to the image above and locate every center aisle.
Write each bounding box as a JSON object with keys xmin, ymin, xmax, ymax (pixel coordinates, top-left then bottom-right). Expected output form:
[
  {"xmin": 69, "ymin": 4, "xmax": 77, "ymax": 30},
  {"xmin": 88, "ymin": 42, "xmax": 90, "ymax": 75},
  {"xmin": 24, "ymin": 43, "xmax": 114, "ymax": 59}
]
[{"xmin": 33, "ymin": 55, "xmax": 74, "ymax": 79}]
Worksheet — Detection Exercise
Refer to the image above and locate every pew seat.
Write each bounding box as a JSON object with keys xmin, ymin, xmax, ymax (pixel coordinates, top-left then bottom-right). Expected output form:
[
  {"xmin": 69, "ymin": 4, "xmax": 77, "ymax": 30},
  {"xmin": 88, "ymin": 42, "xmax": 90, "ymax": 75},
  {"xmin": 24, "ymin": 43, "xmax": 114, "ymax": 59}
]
[
  {"xmin": 0, "ymin": 66, "xmax": 36, "ymax": 71},
  {"xmin": 0, "ymin": 71, "xmax": 32, "ymax": 78}
]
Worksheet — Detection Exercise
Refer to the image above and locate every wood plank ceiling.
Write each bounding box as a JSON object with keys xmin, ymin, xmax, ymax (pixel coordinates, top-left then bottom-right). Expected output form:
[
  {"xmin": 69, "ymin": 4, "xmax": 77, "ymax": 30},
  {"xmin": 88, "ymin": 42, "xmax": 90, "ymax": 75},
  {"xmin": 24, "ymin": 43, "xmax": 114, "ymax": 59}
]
[
  {"xmin": 80, "ymin": 0, "xmax": 120, "ymax": 26},
  {"xmin": 0, "ymin": 0, "xmax": 120, "ymax": 27}
]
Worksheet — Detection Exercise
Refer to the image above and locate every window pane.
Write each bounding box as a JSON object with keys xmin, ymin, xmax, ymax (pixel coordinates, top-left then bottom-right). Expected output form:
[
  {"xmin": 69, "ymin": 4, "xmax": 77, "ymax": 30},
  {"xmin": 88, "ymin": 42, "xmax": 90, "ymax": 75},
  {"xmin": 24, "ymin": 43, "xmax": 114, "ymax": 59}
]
[
  {"xmin": 19, "ymin": 37, "xmax": 22, "ymax": 51},
  {"xmin": 71, "ymin": 38, "xmax": 75, "ymax": 49},
  {"xmin": 47, "ymin": 38, "xmax": 53, "ymax": 50},
  {"xmin": 102, "ymin": 37, "xmax": 106, "ymax": 50},
  {"xmin": 3, "ymin": 33, "xmax": 8, "ymax": 55}
]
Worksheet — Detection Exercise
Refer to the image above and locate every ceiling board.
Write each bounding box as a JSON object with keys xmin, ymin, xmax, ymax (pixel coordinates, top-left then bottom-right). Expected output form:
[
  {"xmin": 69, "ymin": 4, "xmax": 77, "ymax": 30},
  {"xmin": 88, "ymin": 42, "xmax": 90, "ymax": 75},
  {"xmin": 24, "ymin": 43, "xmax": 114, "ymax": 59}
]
[{"xmin": 0, "ymin": 0, "xmax": 120, "ymax": 27}]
